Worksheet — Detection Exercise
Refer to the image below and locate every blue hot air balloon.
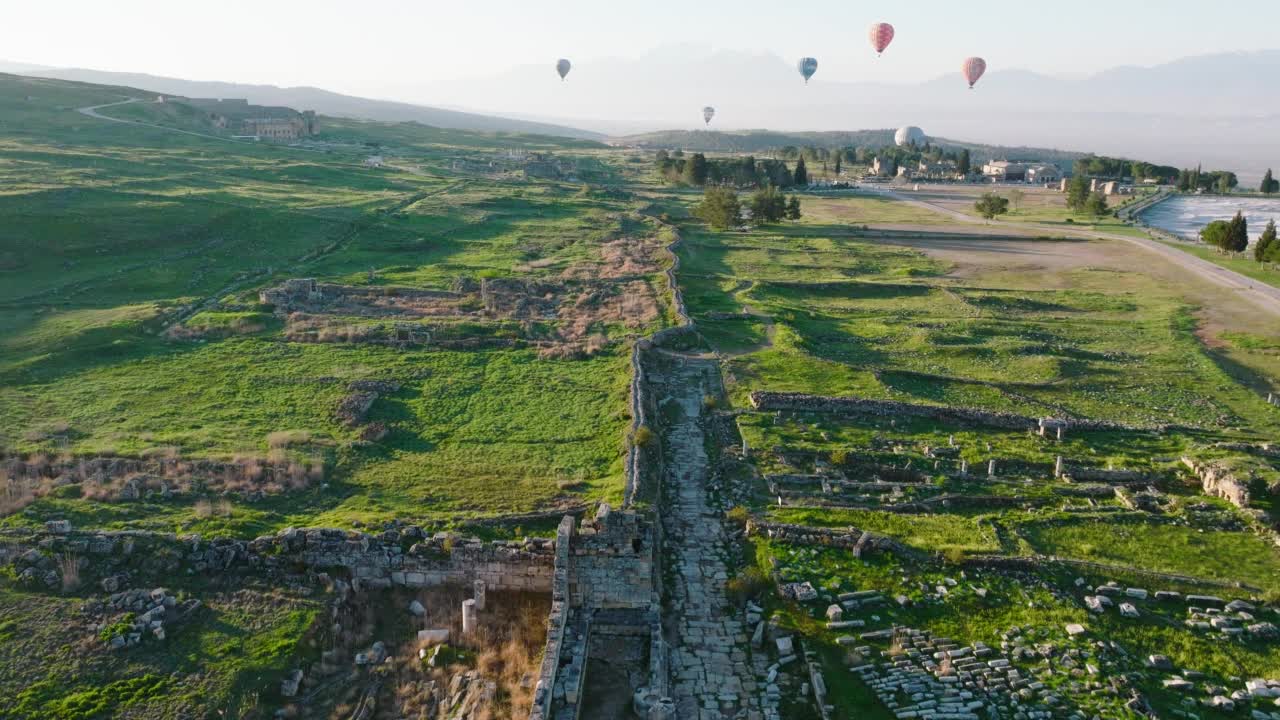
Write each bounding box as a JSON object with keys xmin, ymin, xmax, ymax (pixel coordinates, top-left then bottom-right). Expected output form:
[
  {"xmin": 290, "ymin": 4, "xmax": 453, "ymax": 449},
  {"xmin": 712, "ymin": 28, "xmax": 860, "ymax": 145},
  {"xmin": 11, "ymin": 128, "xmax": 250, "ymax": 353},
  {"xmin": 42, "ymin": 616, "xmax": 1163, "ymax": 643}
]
[{"xmin": 797, "ymin": 57, "xmax": 818, "ymax": 84}]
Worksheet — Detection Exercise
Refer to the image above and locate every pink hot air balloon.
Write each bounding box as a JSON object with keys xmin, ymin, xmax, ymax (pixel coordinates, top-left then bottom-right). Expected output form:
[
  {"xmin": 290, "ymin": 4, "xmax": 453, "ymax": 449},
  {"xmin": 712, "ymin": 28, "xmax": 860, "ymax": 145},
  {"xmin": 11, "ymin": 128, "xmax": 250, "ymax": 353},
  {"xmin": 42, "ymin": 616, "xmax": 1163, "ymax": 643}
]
[
  {"xmin": 869, "ymin": 23, "xmax": 895, "ymax": 56},
  {"xmin": 962, "ymin": 57, "xmax": 987, "ymax": 89}
]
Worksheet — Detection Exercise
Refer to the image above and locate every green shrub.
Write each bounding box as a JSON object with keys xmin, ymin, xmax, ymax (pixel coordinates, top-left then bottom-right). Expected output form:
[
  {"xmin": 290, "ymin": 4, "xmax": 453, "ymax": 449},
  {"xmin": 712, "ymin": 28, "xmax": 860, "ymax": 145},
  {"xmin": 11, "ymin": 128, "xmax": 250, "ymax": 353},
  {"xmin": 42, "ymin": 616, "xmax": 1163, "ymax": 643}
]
[
  {"xmin": 725, "ymin": 566, "xmax": 771, "ymax": 603},
  {"xmin": 724, "ymin": 506, "xmax": 751, "ymax": 528},
  {"xmin": 632, "ymin": 425, "xmax": 656, "ymax": 447}
]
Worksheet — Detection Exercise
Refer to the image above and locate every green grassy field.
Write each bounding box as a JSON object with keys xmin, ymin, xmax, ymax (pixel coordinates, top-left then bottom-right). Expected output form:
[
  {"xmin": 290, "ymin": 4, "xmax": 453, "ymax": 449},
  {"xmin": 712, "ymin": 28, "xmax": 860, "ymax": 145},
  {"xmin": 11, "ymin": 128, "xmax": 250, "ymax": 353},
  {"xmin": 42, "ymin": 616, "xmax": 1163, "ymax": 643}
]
[
  {"xmin": 678, "ymin": 218, "xmax": 1280, "ymax": 434},
  {"xmin": 0, "ymin": 73, "xmax": 657, "ymax": 533},
  {"xmin": 0, "ymin": 582, "xmax": 321, "ymax": 719},
  {"xmin": 1157, "ymin": 238, "xmax": 1280, "ymax": 291}
]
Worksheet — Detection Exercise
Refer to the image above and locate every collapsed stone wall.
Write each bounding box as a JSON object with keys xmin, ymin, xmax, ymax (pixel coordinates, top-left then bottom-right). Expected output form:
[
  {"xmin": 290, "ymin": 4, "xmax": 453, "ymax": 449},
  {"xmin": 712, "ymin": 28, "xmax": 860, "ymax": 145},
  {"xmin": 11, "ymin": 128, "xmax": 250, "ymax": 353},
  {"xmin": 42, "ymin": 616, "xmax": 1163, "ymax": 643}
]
[
  {"xmin": 3, "ymin": 523, "xmax": 555, "ymax": 595},
  {"xmin": 745, "ymin": 519, "xmax": 916, "ymax": 559},
  {"xmin": 1182, "ymin": 457, "xmax": 1251, "ymax": 510},
  {"xmin": 749, "ymin": 392, "xmax": 1164, "ymax": 432}
]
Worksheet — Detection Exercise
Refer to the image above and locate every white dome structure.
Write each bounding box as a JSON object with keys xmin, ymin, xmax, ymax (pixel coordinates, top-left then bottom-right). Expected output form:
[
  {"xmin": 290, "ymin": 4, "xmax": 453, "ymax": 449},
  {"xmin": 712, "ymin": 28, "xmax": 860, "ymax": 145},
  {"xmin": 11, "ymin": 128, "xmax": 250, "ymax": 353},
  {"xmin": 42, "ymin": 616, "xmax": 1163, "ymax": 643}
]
[{"xmin": 895, "ymin": 126, "xmax": 926, "ymax": 147}]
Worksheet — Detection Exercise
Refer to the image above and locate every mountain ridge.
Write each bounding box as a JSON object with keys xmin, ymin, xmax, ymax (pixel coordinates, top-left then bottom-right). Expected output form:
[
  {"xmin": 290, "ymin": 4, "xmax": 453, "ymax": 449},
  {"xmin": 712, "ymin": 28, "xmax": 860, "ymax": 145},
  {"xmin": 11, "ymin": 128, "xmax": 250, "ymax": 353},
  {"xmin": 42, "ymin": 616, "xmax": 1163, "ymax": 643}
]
[{"xmin": 11, "ymin": 66, "xmax": 605, "ymax": 140}]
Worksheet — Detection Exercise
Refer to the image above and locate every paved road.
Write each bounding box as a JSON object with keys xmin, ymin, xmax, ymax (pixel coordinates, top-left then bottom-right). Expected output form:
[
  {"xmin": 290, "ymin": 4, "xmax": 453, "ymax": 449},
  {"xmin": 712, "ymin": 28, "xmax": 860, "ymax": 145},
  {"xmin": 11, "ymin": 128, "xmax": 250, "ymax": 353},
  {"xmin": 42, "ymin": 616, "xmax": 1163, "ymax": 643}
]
[{"xmin": 882, "ymin": 189, "xmax": 1280, "ymax": 316}]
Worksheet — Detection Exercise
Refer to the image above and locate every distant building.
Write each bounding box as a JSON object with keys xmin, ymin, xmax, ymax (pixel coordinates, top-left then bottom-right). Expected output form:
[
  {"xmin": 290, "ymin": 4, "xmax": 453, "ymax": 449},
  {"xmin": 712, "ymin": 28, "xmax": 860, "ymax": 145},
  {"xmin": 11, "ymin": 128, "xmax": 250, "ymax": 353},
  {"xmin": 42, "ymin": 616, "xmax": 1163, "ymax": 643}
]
[
  {"xmin": 241, "ymin": 113, "xmax": 318, "ymax": 140},
  {"xmin": 1025, "ymin": 164, "xmax": 1060, "ymax": 183},
  {"xmin": 364, "ymin": 155, "xmax": 385, "ymax": 168},
  {"xmin": 916, "ymin": 159, "xmax": 958, "ymax": 180},
  {"xmin": 983, "ymin": 160, "xmax": 1059, "ymax": 183},
  {"xmin": 871, "ymin": 156, "xmax": 897, "ymax": 177},
  {"xmin": 178, "ymin": 99, "xmax": 318, "ymax": 140}
]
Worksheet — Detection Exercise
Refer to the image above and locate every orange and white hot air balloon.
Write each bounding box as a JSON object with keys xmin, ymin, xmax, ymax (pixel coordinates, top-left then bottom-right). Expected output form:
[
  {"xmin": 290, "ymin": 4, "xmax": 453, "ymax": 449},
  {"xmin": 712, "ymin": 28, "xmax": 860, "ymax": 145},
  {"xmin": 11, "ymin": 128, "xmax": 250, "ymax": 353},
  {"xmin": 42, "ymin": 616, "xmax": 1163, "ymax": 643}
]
[
  {"xmin": 868, "ymin": 23, "xmax": 895, "ymax": 56},
  {"xmin": 962, "ymin": 57, "xmax": 987, "ymax": 89}
]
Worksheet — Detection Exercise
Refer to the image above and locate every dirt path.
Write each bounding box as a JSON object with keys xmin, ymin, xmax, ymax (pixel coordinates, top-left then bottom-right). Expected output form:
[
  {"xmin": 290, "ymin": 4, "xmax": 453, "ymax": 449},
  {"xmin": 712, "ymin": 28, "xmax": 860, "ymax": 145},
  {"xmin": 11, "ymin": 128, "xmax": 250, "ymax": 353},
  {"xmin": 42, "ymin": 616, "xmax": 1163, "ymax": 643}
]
[
  {"xmin": 716, "ymin": 280, "xmax": 776, "ymax": 357},
  {"xmin": 655, "ymin": 354, "xmax": 773, "ymax": 719},
  {"xmin": 77, "ymin": 97, "xmax": 255, "ymax": 145},
  {"xmin": 882, "ymin": 189, "xmax": 1280, "ymax": 317},
  {"xmin": 76, "ymin": 97, "xmax": 323, "ymax": 153}
]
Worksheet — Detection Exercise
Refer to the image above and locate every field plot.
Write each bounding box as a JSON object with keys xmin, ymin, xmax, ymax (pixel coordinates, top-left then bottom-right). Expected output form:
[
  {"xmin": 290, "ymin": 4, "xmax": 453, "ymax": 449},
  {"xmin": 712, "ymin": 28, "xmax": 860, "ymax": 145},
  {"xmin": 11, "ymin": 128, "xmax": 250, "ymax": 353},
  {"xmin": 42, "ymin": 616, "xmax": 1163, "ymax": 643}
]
[{"xmin": 683, "ymin": 223, "xmax": 1280, "ymax": 432}]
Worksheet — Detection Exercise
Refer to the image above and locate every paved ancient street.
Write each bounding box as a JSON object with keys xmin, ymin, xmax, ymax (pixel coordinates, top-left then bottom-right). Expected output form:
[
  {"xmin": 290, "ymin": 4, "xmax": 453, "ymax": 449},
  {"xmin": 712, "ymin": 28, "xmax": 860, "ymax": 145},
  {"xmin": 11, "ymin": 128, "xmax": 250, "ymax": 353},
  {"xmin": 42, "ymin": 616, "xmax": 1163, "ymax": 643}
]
[{"xmin": 659, "ymin": 357, "xmax": 768, "ymax": 720}]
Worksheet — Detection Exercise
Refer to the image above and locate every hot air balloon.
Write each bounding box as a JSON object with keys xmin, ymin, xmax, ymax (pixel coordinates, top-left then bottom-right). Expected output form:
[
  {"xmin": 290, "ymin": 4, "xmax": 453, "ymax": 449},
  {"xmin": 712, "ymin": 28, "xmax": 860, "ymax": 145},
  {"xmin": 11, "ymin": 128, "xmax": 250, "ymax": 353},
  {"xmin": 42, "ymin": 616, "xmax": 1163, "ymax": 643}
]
[
  {"xmin": 797, "ymin": 57, "xmax": 818, "ymax": 84},
  {"xmin": 962, "ymin": 57, "xmax": 986, "ymax": 89},
  {"xmin": 556, "ymin": 58, "xmax": 572, "ymax": 81},
  {"xmin": 895, "ymin": 126, "xmax": 926, "ymax": 147},
  {"xmin": 869, "ymin": 23, "xmax": 895, "ymax": 56},
  {"xmin": 702, "ymin": 106, "xmax": 716, "ymax": 126}
]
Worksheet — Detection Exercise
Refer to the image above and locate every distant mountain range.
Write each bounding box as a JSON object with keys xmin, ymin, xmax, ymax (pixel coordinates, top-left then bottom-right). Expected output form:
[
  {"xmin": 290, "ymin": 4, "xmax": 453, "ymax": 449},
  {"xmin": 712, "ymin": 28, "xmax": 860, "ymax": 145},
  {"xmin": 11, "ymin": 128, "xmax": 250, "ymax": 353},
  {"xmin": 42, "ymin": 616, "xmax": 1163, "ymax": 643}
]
[{"xmin": 0, "ymin": 62, "xmax": 603, "ymax": 140}]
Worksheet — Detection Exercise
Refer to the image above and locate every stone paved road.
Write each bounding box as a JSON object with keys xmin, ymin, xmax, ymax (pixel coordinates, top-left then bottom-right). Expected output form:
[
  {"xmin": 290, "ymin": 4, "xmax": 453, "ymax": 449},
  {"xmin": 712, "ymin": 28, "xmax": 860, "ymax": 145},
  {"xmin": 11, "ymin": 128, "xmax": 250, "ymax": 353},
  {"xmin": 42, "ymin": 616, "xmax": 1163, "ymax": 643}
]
[{"xmin": 659, "ymin": 356, "xmax": 767, "ymax": 720}]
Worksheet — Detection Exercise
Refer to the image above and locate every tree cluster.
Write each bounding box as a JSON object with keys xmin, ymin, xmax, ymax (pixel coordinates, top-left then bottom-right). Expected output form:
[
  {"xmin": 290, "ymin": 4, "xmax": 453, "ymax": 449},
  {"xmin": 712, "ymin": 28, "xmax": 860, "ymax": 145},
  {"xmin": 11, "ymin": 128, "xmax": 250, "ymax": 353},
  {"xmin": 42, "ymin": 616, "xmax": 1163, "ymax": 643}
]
[
  {"xmin": 1073, "ymin": 156, "xmax": 1178, "ymax": 184},
  {"xmin": 1261, "ymin": 169, "xmax": 1278, "ymax": 196},
  {"xmin": 1065, "ymin": 176, "xmax": 1110, "ymax": 216},
  {"xmin": 655, "ymin": 151, "xmax": 797, "ymax": 188},
  {"xmin": 1200, "ymin": 212, "xmax": 1249, "ymax": 254},
  {"xmin": 1176, "ymin": 165, "xmax": 1238, "ymax": 193},
  {"xmin": 693, "ymin": 186, "xmax": 802, "ymax": 230}
]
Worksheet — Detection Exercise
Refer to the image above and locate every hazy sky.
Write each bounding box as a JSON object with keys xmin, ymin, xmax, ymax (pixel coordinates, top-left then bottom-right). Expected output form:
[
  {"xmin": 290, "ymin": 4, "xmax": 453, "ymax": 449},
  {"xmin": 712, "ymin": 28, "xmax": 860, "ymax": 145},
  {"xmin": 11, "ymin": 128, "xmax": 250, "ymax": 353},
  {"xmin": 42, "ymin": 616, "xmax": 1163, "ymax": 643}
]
[{"xmin": 7, "ymin": 0, "xmax": 1280, "ymax": 99}]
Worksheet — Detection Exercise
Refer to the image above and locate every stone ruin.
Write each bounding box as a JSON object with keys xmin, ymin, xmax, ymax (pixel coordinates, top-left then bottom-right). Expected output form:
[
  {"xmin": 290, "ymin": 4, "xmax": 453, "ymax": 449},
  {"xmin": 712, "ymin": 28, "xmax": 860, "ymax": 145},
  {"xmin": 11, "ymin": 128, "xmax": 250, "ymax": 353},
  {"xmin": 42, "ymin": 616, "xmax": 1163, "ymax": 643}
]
[
  {"xmin": 2, "ymin": 500, "xmax": 663, "ymax": 720},
  {"xmin": 1182, "ymin": 456, "xmax": 1251, "ymax": 509},
  {"xmin": 749, "ymin": 392, "xmax": 1170, "ymax": 433}
]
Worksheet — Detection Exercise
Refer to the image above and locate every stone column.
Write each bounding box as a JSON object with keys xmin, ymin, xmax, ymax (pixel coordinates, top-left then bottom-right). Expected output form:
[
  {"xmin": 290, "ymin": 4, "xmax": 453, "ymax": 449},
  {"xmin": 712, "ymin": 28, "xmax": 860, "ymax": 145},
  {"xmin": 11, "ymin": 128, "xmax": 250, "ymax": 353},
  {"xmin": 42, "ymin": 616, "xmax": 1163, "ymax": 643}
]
[
  {"xmin": 462, "ymin": 598, "xmax": 477, "ymax": 635},
  {"xmin": 1054, "ymin": 456, "xmax": 1064, "ymax": 479},
  {"xmin": 960, "ymin": 460, "xmax": 968, "ymax": 475},
  {"xmin": 987, "ymin": 460, "xmax": 996, "ymax": 477},
  {"xmin": 474, "ymin": 580, "xmax": 486, "ymax": 611},
  {"xmin": 1057, "ymin": 426, "xmax": 1064, "ymax": 441}
]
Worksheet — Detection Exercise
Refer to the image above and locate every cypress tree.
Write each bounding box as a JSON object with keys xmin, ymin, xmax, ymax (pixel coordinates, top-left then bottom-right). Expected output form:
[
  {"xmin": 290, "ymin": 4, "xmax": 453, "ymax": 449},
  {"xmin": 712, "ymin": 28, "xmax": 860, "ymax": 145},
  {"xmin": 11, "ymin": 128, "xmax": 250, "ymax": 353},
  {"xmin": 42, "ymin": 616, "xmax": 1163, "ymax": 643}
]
[
  {"xmin": 1262, "ymin": 169, "xmax": 1278, "ymax": 195},
  {"xmin": 794, "ymin": 157, "xmax": 808, "ymax": 186},
  {"xmin": 1226, "ymin": 211, "xmax": 1249, "ymax": 253},
  {"xmin": 1255, "ymin": 220, "xmax": 1277, "ymax": 263}
]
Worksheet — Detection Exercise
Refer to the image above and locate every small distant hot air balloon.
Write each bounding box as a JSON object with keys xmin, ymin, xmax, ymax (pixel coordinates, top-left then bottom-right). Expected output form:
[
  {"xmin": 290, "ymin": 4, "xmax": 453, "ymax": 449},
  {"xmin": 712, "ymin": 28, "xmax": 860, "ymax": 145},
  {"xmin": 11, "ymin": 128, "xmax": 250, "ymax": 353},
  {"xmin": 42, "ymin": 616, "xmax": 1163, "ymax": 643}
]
[
  {"xmin": 962, "ymin": 57, "xmax": 987, "ymax": 89},
  {"xmin": 869, "ymin": 23, "xmax": 895, "ymax": 56},
  {"xmin": 702, "ymin": 106, "xmax": 716, "ymax": 126},
  {"xmin": 797, "ymin": 57, "xmax": 818, "ymax": 84},
  {"xmin": 556, "ymin": 59, "xmax": 572, "ymax": 81}
]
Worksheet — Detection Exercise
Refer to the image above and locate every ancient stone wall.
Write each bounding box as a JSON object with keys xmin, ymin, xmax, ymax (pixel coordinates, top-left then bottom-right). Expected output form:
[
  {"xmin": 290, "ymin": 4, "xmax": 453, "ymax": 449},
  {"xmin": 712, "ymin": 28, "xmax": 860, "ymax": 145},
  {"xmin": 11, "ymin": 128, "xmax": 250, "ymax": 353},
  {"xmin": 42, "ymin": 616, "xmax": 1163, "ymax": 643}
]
[
  {"xmin": 3, "ymin": 524, "xmax": 555, "ymax": 594},
  {"xmin": 1182, "ymin": 457, "xmax": 1251, "ymax": 509},
  {"xmin": 528, "ymin": 516, "xmax": 575, "ymax": 720},
  {"xmin": 568, "ymin": 505, "xmax": 655, "ymax": 610},
  {"xmin": 749, "ymin": 392, "xmax": 1164, "ymax": 432}
]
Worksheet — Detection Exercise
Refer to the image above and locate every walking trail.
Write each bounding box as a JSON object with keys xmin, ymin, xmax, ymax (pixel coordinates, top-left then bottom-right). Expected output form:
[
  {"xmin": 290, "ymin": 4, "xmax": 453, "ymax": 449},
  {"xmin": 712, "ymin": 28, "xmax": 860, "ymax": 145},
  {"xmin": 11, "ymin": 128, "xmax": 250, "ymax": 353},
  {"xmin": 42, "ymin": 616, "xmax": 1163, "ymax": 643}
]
[{"xmin": 657, "ymin": 354, "xmax": 771, "ymax": 720}]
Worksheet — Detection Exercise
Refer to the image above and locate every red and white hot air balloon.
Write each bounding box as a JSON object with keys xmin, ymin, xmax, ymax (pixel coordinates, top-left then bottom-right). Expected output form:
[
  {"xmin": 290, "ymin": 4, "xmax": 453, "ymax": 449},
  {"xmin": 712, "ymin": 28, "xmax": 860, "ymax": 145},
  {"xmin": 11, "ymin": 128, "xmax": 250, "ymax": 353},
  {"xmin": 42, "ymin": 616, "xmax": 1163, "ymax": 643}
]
[
  {"xmin": 868, "ymin": 23, "xmax": 895, "ymax": 56},
  {"xmin": 962, "ymin": 57, "xmax": 987, "ymax": 89}
]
